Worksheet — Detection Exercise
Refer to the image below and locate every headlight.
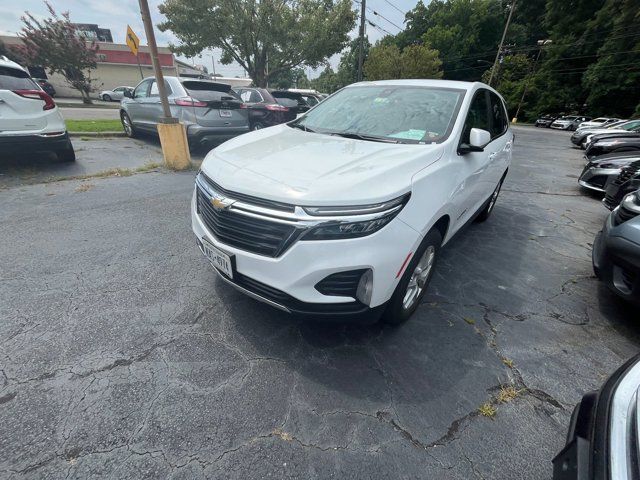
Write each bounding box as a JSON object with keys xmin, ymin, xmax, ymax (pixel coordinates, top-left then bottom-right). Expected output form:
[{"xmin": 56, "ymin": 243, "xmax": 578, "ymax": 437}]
[
  {"xmin": 621, "ymin": 191, "xmax": 640, "ymax": 214},
  {"xmin": 301, "ymin": 194, "xmax": 410, "ymax": 240}
]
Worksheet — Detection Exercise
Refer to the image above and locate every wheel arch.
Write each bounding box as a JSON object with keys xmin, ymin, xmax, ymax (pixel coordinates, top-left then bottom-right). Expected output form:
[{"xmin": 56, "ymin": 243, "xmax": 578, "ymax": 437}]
[{"xmin": 431, "ymin": 215, "xmax": 450, "ymax": 245}]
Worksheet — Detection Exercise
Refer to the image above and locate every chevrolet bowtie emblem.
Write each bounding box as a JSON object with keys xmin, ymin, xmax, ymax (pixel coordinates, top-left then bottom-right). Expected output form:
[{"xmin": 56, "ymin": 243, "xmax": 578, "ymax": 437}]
[{"xmin": 211, "ymin": 197, "xmax": 234, "ymax": 211}]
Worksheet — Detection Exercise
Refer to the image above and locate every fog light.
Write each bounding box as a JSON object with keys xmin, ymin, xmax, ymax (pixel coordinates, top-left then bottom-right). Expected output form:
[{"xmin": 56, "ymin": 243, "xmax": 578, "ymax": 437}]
[{"xmin": 356, "ymin": 269, "xmax": 373, "ymax": 305}]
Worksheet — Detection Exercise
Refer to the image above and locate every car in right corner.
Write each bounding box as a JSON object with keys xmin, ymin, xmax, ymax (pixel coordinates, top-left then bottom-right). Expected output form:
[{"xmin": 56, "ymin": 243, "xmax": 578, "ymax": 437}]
[{"xmin": 592, "ymin": 188, "xmax": 640, "ymax": 306}]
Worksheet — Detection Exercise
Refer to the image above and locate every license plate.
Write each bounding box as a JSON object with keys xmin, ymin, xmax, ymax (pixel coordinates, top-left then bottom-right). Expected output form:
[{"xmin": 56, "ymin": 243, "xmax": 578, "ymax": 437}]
[
  {"xmin": 219, "ymin": 110, "xmax": 232, "ymax": 117},
  {"xmin": 201, "ymin": 238, "xmax": 234, "ymax": 279}
]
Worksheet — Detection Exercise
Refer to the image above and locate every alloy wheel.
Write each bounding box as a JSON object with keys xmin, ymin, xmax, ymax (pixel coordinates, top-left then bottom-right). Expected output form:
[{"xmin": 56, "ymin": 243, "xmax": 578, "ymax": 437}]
[{"xmin": 402, "ymin": 245, "xmax": 436, "ymax": 310}]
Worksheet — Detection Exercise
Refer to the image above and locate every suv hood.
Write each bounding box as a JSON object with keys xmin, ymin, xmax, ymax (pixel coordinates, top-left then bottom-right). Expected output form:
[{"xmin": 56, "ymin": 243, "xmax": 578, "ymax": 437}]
[{"xmin": 201, "ymin": 124, "xmax": 444, "ymax": 205}]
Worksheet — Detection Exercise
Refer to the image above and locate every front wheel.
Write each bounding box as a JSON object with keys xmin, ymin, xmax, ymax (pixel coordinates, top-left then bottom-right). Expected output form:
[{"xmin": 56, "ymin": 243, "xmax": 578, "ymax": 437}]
[
  {"xmin": 382, "ymin": 229, "xmax": 442, "ymax": 325},
  {"xmin": 121, "ymin": 112, "xmax": 137, "ymax": 138},
  {"xmin": 102, "ymin": 94, "xmax": 112, "ymax": 102},
  {"xmin": 252, "ymin": 122, "xmax": 265, "ymax": 131}
]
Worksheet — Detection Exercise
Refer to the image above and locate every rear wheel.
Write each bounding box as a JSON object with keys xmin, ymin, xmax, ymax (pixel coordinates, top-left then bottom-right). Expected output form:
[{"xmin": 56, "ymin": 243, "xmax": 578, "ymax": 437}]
[
  {"xmin": 252, "ymin": 122, "xmax": 265, "ymax": 131},
  {"xmin": 102, "ymin": 94, "xmax": 112, "ymax": 102},
  {"xmin": 476, "ymin": 177, "xmax": 504, "ymax": 222},
  {"xmin": 382, "ymin": 229, "xmax": 442, "ymax": 325},
  {"xmin": 121, "ymin": 112, "xmax": 137, "ymax": 138}
]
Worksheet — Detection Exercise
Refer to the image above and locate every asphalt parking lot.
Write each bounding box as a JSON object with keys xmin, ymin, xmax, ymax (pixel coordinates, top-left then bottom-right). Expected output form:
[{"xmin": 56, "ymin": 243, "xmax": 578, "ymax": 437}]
[{"xmin": 0, "ymin": 126, "xmax": 637, "ymax": 479}]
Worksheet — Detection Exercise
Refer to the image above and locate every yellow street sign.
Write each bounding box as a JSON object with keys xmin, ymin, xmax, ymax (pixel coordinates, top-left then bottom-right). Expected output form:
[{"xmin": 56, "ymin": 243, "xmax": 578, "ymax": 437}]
[{"xmin": 126, "ymin": 25, "xmax": 140, "ymax": 56}]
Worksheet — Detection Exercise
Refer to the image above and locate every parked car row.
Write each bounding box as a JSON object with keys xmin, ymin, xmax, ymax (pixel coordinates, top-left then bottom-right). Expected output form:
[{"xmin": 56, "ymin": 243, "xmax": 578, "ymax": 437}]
[
  {"xmin": 535, "ymin": 114, "xmax": 623, "ymax": 132},
  {"xmin": 118, "ymin": 78, "xmax": 326, "ymax": 150},
  {"xmin": 565, "ymin": 117, "xmax": 640, "ymax": 309}
]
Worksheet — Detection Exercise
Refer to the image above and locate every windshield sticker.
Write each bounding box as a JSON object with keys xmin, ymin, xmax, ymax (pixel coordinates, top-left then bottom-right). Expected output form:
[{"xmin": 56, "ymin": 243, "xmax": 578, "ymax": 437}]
[{"xmin": 389, "ymin": 129, "xmax": 426, "ymax": 140}]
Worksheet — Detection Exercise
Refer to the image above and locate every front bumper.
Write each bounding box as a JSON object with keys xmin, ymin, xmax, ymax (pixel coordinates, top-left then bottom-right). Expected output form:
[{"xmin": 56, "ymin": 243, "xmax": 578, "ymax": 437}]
[
  {"xmin": 0, "ymin": 131, "xmax": 70, "ymax": 156},
  {"xmin": 578, "ymin": 165, "xmax": 621, "ymax": 193},
  {"xmin": 551, "ymin": 123, "xmax": 571, "ymax": 130},
  {"xmin": 592, "ymin": 213, "xmax": 640, "ymax": 306},
  {"xmin": 191, "ymin": 188, "xmax": 422, "ymax": 315}
]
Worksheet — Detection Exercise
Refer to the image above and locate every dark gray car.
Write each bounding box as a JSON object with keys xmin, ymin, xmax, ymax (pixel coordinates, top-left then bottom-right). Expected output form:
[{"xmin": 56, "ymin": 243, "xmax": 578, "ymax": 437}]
[
  {"xmin": 592, "ymin": 188, "xmax": 640, "ymax": 306},
  {"xmin": 120, "ymin": 76, "xmax": 250, "ymax": 149}
]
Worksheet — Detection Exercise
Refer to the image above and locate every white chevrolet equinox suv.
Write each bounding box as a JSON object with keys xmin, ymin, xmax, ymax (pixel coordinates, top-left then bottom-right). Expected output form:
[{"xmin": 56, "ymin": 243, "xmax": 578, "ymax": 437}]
[
  {"xmin": 0, "ymin": 56, "xmax": 74, "ymax": 161},
  {"xmin": 192, "ymin": 80, "xmax": 513, "ymax": 324}
]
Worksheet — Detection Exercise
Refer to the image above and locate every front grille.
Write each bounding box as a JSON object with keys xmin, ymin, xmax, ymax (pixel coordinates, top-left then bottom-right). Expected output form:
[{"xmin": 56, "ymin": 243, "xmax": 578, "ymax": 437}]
[
  {"xmin": 614, "ymin": 162, "xmax": 640, "ymax": 186},
  {"xmin": 200, "ymin": 172, "xmax": 294, "ymax": 212},
  {"xmin": 196, "ymin": 187, "xmax": 300, "ymax": 257},
  {"xmin": 621, "ymin": 268, "xmax": 637, "ymax": 291},
  {"xmin": 315, "ymin": 269, "xmax": 367, "ymax": 298},
  {"xmin": 586, "ymin": 175, "xmax": 607, "ymax": 189},
  {"xmin": 613, "ymin": 204, "xmax": 639, "ymax": 225},
  {"xmin": 232, "ymin": 271, "xmax": 368, "ymax": 315}
]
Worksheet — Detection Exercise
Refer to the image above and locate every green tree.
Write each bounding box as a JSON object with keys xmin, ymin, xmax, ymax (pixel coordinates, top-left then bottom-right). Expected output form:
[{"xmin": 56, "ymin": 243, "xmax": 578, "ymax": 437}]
[
  {"xmin": 335, "ymin": 37, "xmax": 371, "ymax": 86},
  {"xmin": 364, "ymin": 43, "xmax": 442, "ymax": 80},
  {"xmin": 15, "ymin": 2, "xmax": 99, "ymax": 103},
  {"xmin": 582, "ymin": 0, "xmax": 640, "ymax": 117},
  {"xmin": 159, "ymin": 0, "xmax": 356, "ymax": 87}
]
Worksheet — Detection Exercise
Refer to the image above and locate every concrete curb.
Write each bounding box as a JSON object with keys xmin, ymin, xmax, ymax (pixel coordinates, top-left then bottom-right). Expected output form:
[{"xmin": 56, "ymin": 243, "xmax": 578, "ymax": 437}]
[
  {"xmin": 69, "ymin": 131, "xmax": 126, "ymax": 138},
  {"xmin": 58, "ymin": 103, "xmax": 120, "ymax": 110}
]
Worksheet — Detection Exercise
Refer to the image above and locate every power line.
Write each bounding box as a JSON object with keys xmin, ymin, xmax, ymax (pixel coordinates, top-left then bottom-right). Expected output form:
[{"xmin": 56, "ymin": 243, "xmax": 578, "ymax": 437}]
[
  {"xmin": 380, "ymin": 0, "xmax": 406, "ymax": 16},
  {"xmin": 367, "ymin": 20, "xmax": 393, "ymax": 37},
  {"xmin": 369, "ymin": 8, "xmax": 403, "ymax": 31}
]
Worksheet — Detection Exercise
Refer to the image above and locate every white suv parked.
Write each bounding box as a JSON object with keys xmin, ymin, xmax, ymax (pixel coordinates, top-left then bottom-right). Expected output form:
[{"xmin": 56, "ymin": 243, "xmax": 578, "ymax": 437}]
[
  {"xmin": 191, "ymin": 80, "xmax": 513, "ymax": 324},
  {"xmin": 0, "ymin": 56, "xmax": 74, "ymax": 161}
]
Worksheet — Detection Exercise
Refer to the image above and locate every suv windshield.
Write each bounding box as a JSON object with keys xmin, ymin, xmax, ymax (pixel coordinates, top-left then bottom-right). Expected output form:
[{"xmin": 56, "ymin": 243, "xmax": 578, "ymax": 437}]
[{"xmin": 291, "ymin": 85, "xmax": 465, "ymax": 144}]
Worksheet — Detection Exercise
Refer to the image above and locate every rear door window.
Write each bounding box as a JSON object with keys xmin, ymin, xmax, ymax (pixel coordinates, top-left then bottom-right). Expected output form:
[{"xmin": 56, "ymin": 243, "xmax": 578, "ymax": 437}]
[
  {"xmin": 149, "ymin": 80, "xmax": 172, "ymax": 97},
  {"xmin": 0, "ymin": 66, "xmax": 38, "ymax": 90}
]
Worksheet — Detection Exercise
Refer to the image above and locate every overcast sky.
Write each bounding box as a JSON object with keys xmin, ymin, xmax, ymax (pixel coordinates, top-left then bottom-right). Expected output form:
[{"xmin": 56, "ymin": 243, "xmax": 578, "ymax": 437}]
[{"xmin": 0, "ymin": 0, "xmax": 424, "ymax": 78}]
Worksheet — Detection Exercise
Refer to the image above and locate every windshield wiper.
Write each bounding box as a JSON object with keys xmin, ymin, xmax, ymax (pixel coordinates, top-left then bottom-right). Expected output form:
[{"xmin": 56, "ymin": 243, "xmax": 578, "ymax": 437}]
[
  {"xmin": 327, "ymin": 131, "xmax": 399, "ymax": 144},
  {"xmin": 289, "ymin": 123, "xmax": 316, "ymax": 133}
]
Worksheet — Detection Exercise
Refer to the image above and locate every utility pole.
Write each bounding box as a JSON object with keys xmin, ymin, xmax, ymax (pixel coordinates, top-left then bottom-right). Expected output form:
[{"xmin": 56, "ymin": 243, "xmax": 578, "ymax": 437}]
[
  {"xmin": 488, "ymin": 0, "xmax": 516, "ymax": 87},
  {"xmin": 138, "ymin": 0, "xmax": 190, "ymax": 169},
  {"xmin": 357, "ymin": 0, "xmax": 366, "ymax": 82},
  {"xmin": 138, "ymin": 0, "xmax": 172, "ymax": 120}
]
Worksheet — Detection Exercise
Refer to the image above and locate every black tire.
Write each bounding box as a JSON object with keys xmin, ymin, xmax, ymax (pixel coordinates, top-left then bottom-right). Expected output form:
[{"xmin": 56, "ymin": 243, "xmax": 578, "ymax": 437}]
[
  {"xmin": 382, "ymin": 228, "xmax": 442, "ymax": 325},
  {"xmin": 252, "ymin": 122, "xmax": 266, "ymax": 131},
  {"xmin": 476, "ymin": 176, "xmax": 505, "ymax": 222},
  {"xmin": 56, "ymin": 141, "xmax": 76, "ymax": 162},
  {"xmin": 121, "ymin": 112, "xmax": 137, "ymax": 138},
  {"xmin": 102, "ymin": 94, "xmax": 112, "ymax": 102}
]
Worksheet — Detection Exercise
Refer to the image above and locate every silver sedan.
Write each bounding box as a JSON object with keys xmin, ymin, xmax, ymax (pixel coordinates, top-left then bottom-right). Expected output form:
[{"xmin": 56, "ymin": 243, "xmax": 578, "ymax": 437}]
[{"xmin": 99, "ymin": 86, "xmax": 133, "ymax": 102}]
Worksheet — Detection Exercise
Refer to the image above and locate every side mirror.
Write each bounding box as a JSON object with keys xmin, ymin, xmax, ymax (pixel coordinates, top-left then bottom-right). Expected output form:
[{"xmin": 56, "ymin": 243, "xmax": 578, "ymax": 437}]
[
  {"xmin": 123, "ymin": 88, "xmax": 133, "ymax": 98},
  {"xmin": 458, "ymin": 128, "xmax": 491, "ymax": 154}
]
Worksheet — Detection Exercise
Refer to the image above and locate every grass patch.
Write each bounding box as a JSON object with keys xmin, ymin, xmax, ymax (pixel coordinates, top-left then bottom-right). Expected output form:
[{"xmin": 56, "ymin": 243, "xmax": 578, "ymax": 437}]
[
  {"xmin": 47, "ymin": 162, "xmax": 162, "ymax": 183},
  {"xmin": 501, "ymin": 357, "xmax": 514, "ymax": 369},
  {"xmin": 463, "ymin": 317, "xmax": 476, "ymax": 325},
  {"xmin": 478, "ymin": 403, "xmax": 497, "ymax": 418},
  {"xmin": 75, "ymin": 182, "xmax": 94, "ymax": 193},
  {"xmin": 496, "ymin": 386, "xmax": 521, "ymax": 404},
  {"xmin": 66, "ymin": 119, "xmax": 123, "ymax": 133}
]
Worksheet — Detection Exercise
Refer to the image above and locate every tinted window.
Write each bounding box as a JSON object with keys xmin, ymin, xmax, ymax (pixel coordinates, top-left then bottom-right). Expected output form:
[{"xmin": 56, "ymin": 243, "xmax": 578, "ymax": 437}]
[
  {"xmin": 489, "ymin": 92, "xmax": 508, "ymax": 138},
  {"xmin": 183, "ymin": 81, "xmax": 239, "ymax": 102},
  {"xmin": 134, "ymin": 79, "xmax": 152, "ymax": 98},
  {"xmin": 461, "ymin": 90, "xmax": 490, "ymax": 144},
  {"xmin": 239, "ymin": 89, "xmax": 263, "ymax": 103},
  {"xmin": 0, "ymin": 66, "xmax": 38, "ymax": 90}
]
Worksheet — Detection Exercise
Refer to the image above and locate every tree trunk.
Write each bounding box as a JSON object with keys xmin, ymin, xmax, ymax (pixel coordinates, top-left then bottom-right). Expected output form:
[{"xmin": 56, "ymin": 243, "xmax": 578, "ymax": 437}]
[{"xmin": 80, "ymin": 89, "xmax": 93, "ymax": 105}]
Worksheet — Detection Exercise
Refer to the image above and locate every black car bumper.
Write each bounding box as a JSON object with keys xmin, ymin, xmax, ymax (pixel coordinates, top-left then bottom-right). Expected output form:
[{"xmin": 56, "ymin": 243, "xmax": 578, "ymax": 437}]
[
  {"xmin": 592, "ymin": 214, "xmax": 640, "ymax": 306},
  {"xmin": 0, "ymin": 132, "xmax": 70, "ymax": 156},
  {"xmin": 186, "ymin": 125, "xmax": 250, "ymax": 147},
  {"xmin": 553, "ymin": 354, "xmax": 640, "ymax": 480}
]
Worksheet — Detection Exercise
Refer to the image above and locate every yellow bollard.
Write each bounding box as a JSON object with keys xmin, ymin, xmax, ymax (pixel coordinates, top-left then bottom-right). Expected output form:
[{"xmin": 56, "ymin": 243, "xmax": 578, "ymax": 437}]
[{"xmin": 157, "ymin": 121, "xmax": 191, "ymax": 171}]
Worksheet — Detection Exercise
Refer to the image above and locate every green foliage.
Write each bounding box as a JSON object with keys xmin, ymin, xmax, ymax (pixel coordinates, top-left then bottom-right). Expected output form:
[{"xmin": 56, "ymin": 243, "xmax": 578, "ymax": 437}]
[
  {"xmin": 159, "ymin": 0, "xmax": 356, "ymax": 87},
  {"xmin": 364, "ymin": 43, "xmax": 442, "ymax": 80},
  {"xmin": 16, "ymin": 2, "xmax": 99, "ymax": 103}
]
